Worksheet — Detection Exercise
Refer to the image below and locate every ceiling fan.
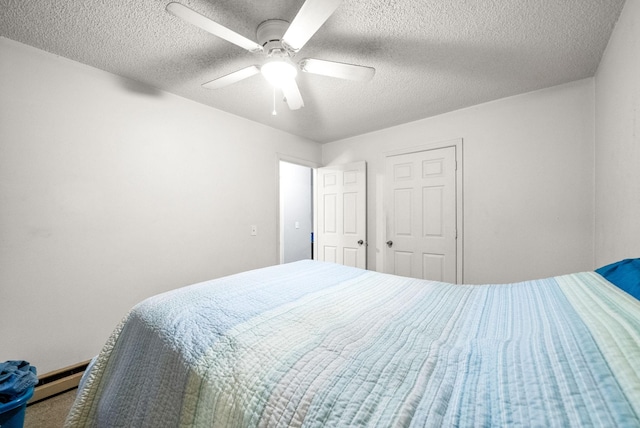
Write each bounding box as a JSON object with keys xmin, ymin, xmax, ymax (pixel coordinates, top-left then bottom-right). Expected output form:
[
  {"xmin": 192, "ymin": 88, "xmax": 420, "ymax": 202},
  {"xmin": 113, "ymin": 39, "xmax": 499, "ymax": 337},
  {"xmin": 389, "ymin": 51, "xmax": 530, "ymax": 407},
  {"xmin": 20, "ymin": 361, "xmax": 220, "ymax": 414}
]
[{"xmin": 166, "ymin": 0, "xmax": 375, "ymax": 111}]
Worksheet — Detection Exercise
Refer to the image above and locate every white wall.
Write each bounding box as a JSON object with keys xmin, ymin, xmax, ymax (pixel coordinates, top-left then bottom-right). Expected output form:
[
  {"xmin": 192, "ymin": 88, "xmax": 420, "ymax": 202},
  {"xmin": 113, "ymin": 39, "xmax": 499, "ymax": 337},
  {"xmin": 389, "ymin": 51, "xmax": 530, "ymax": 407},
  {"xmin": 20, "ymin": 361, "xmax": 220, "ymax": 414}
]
[
  {"xmin": 322, "ymin": 79, "xmax": 595, "ymax": 284},
  {"xmin": 594, "ymin": 0, "xmax": 640, "ymax": 267},
  {"xmin": 280, "ymin": 162, "xmax": 312, "ymax": 263},
  {"xmin": 0, "ymin": 38, "xmax": 321, "ymax": 374}
]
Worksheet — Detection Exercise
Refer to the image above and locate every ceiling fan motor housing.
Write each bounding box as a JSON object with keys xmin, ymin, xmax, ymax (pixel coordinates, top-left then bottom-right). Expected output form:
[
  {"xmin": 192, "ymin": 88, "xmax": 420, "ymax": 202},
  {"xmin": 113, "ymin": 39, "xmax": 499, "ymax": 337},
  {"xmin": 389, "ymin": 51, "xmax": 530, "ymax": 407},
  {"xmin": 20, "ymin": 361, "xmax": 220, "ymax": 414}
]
[{"xmin": 257, "ymin": 19, "xmax": 290, "ymax": 57}]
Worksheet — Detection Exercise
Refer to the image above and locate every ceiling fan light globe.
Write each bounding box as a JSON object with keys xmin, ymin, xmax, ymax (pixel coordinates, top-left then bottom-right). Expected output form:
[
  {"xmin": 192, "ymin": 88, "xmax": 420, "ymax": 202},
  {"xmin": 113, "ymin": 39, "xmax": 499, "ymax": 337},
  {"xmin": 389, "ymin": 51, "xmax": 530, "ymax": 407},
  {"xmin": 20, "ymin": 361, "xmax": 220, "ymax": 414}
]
[{"xmin": 261, "ymin": 61, "xmax": 297, "ymax": 88}]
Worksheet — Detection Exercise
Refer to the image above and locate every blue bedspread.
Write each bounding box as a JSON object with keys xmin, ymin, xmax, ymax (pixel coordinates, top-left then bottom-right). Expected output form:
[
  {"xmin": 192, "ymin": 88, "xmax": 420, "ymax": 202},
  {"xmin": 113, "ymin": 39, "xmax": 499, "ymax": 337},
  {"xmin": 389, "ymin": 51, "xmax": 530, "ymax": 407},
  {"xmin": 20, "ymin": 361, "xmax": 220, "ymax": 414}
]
[{"xmin": 66, "ymin": 260, "xmax": 640, "ymax": 427}]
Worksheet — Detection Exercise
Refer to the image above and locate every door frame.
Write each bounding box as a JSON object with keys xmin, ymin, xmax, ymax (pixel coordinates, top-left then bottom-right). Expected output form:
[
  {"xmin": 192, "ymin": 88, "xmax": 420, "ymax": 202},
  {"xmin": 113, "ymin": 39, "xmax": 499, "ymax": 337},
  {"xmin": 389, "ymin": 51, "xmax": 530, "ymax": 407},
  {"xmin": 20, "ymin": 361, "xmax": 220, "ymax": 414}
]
[
  {"xmin": 381, "ymin": 138, "xmax": 464, "ymax": 283},
  {"xmin": 276, "ymin": 154, "xmax": 319, "ymax": 264}
]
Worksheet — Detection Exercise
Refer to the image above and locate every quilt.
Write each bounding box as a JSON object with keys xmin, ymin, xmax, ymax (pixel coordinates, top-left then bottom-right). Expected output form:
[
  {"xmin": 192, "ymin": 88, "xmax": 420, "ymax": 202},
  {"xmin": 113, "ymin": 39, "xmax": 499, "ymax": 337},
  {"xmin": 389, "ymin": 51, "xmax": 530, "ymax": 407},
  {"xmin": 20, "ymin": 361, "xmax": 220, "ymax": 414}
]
[{"xmin": 65, "ymin": 260, "xmax": 640, "ymax": 427}]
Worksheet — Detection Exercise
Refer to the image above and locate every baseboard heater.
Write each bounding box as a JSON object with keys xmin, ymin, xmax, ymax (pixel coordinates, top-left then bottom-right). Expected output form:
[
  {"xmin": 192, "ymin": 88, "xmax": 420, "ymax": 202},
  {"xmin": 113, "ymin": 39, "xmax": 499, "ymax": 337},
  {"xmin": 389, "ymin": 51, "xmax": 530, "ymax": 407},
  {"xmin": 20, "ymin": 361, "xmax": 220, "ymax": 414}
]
[{"xmin": 28, "ymin": 360, "xmax": 91, "ymax": 404}]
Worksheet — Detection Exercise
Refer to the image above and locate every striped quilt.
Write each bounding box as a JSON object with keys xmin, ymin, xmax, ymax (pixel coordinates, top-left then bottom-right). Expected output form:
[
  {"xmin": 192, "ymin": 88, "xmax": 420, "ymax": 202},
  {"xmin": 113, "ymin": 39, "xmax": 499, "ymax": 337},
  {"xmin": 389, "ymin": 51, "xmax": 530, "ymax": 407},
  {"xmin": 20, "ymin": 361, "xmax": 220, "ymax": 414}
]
[{"xmin": 65, "ymin": 260, "xmax": 640, "ymax": 427}]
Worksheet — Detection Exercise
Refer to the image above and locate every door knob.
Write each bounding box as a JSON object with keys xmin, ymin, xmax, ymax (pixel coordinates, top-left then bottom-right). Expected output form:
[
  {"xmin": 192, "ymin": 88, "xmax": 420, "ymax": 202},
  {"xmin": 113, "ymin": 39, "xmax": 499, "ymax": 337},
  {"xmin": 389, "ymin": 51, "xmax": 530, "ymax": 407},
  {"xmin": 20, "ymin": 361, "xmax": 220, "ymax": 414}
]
[
  {"xmin": 357, "ymin": 240, "xmax": 364, "ymax": 246},
  {"xmin": 386, "ymin": 240, "xmax": 393, "ymax": 247}
]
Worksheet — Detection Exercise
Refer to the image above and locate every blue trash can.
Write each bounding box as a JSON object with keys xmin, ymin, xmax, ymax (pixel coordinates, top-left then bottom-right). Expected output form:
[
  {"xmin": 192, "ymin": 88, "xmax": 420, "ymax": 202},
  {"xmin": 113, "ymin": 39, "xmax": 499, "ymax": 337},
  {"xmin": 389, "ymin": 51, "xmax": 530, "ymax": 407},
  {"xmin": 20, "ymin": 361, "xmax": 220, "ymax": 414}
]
[{"xmin": 0, "ymin": 386, "xmax": 34, "ymax": 428}]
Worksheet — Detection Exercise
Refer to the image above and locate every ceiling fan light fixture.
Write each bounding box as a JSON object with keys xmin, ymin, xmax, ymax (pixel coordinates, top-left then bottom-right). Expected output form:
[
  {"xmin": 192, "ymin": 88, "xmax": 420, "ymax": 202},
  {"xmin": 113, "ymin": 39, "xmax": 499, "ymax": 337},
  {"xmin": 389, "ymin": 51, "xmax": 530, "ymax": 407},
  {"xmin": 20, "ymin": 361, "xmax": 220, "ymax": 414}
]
[{"xmin": 261, "ymin": 59, "xmax": 297, "ymax": 88}]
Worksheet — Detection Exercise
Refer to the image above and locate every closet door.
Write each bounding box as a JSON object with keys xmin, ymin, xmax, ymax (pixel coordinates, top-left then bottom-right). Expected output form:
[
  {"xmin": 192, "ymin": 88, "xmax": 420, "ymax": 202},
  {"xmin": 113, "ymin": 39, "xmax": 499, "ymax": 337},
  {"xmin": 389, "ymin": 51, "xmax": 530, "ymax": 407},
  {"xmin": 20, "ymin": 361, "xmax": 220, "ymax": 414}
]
[{"xmin": 385, "ymin": 147, "xmax": 457, "ymax": 282}]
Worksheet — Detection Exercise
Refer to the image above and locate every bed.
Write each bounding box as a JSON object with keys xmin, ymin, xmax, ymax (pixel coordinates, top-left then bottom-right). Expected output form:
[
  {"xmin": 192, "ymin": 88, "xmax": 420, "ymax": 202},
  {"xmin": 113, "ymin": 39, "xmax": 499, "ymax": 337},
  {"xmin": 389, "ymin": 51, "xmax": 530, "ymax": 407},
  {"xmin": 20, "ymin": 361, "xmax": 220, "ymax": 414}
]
[{"xmin": 65, "ymin": 260, "xmax": 640, "ymax": 427}]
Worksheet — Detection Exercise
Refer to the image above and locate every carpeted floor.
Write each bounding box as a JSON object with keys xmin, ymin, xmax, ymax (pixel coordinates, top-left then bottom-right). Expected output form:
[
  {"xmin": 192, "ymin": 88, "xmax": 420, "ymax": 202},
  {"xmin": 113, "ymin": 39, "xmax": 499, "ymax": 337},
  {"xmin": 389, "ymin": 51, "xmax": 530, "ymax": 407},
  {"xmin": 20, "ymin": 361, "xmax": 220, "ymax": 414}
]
[{"xmin": 24, "ymin": 388, "xmax": 77, "ymax": 428}]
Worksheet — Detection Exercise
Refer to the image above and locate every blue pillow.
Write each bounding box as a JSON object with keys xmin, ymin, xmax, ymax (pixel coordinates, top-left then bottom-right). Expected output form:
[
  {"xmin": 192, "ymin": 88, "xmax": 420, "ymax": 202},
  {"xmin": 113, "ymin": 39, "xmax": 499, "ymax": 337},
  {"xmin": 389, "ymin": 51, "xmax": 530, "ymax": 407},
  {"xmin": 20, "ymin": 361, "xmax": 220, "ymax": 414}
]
[{"xmin": 595, "ymin": 258, "xmax": 640, "ymax": 300}]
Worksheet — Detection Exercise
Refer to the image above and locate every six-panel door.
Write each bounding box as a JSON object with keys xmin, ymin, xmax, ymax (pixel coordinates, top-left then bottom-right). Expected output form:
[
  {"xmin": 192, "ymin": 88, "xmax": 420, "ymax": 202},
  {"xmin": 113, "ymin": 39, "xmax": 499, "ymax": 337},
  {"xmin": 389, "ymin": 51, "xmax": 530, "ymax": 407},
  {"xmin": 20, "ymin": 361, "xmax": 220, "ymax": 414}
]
[{"xmin": 384, "ymin": 147, "xmax": 457, "ymax": 282}]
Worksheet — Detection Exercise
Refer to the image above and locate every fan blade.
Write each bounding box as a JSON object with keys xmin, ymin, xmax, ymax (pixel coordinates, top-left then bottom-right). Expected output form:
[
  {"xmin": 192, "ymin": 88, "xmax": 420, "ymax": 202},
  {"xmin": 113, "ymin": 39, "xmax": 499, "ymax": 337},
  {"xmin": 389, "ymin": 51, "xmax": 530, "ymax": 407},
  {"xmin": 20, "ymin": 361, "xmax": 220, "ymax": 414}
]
[
  {"xmin": 281, "ymin": 80, "xmax": 305, "ymax": 110},
  {"xmin": 282, "ymin": 0, "xmax": 342, "ymax": 52},
  {"xmin": 202, "ymin": 66, "xmax": 260, "ymax": 89},
  {"xmin": 166, "ymin": 2, "xmax": 263, "ymax": 53},
  {"xmin": 299, "ymin": 58, "xmax": 375, "ymax": 81}
]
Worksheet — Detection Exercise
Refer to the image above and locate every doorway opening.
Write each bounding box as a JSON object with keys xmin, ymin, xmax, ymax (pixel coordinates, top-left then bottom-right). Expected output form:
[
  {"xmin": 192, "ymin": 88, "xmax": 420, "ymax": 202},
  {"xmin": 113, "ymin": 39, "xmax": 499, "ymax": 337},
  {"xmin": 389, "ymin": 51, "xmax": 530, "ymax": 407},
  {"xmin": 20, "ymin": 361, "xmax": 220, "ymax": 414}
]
[{"xmin": 279, "ymin": 160, "xmax": 314, "ymax": 264}]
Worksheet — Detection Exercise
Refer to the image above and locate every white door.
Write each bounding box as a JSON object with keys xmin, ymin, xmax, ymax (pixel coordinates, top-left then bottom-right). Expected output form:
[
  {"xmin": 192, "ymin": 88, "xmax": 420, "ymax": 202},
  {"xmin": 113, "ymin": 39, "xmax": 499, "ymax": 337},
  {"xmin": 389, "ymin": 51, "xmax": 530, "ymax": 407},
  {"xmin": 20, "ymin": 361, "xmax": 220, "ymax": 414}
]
[
  {"xmin": 384, "ymin": 147, "xmax": 457, "ymax": 282},
  {"xmin": 316, "ymin": 161, "xmax": 367, "ymax": 268}
]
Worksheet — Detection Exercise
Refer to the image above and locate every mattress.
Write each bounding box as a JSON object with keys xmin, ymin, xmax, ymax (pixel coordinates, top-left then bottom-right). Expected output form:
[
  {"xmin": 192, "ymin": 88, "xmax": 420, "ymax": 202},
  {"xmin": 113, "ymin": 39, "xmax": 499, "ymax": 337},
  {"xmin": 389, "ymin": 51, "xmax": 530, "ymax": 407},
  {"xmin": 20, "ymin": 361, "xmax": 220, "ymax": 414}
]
[{"xmin": 65, "ymin": 260, "xmax": 640, "ymax": 427}]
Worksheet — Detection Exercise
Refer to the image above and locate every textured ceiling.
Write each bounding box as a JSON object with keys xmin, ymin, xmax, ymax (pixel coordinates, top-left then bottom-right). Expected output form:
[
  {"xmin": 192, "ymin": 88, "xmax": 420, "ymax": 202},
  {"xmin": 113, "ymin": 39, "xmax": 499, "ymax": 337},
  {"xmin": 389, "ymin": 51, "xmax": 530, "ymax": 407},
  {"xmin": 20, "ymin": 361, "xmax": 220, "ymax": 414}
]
[{"xmin": 0, "ymin": 0, "xmax": 625, "ymax": 143}]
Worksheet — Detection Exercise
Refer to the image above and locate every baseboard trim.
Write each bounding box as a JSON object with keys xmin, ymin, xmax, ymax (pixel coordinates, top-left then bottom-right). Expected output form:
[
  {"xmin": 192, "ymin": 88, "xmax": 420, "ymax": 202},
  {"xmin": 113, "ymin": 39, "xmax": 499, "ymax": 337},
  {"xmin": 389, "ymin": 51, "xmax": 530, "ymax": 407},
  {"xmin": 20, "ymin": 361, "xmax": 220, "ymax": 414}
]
[{"xmin": 29, "ymin": 360, "xmax": 91, "ymax": 404}]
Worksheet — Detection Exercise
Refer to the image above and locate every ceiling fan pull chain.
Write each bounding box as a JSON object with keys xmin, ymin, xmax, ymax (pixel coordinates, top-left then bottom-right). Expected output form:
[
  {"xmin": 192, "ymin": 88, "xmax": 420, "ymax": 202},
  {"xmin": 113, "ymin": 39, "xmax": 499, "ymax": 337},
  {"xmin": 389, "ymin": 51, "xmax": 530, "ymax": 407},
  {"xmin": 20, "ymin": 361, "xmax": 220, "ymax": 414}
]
[{"xmin": 272, "ymin": 87, "xmax": 277, "ymax": 116}]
